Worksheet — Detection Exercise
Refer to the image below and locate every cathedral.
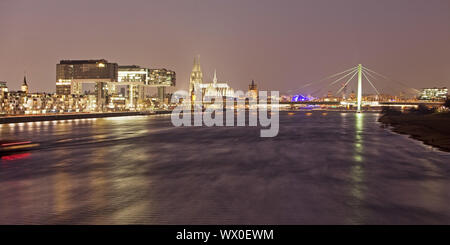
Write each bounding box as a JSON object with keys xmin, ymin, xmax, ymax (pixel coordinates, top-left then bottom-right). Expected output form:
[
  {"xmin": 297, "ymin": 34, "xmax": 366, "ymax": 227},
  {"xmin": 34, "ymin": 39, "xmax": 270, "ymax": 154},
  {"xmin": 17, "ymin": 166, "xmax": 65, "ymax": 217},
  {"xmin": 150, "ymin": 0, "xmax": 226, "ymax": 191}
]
[{"xmin": 189, "ymin": 56, "xmax": 234, "ymax": 99}]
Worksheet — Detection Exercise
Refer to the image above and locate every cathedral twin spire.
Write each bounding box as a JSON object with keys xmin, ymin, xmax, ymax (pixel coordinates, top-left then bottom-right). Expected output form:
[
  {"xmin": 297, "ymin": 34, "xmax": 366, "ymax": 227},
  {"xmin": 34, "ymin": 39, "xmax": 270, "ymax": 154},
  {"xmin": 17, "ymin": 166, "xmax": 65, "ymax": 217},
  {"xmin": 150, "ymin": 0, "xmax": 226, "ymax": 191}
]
[
  {"xmin": 189, "ymin": 55, "xmax": 235, "ymax": 98},
  {"xmin": 189, "ymin": 55, "xmax": 222, "ymax": 94},
  {"xmin": 190, "ymin": 55, "xmax": 203, "ymax": 93},
  {"xmin": 192, "ymin": 55, "xmax": 202, "ymax": 72}
]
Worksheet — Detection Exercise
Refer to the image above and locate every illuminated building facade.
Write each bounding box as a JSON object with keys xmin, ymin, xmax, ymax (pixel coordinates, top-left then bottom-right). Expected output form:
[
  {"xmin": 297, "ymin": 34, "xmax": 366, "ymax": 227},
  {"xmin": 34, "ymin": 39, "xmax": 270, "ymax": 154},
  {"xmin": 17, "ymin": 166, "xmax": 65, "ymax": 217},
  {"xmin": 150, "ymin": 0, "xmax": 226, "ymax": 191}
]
[
  {"xmin": 56, "ymin": 59, "xmax": 118, "ymax": 95},
  {"xmin": 108, "ymin": 95, "xmax": 126, "ymax": 111},
  {"xmin": 117, "ymin": 65, "xmax": 176, "ymax": 107},
  {"xmin": 56, "ymin": 59, "xmax": 118, "ymax": 110},
  {"xmin": 118, "ymin": 65, "xmax": 148, "ymax": 84},
  {"xmin": 419, "ymin": 87, "xmax": 448, "ymax": 101},
  {"xmin": 118, "ymin": 65, "xmax": 148, "ymax": 108},
  {"xmin": 1, "ymin": 59, "xmax": 177, "ymax": 115},
  {"xmin": 3, "ymin": 91, "xmax": 27, "ymax": 114},
  {"xmin": 0, "ymin": 81, "xmax": 8, "ymax": 113},
  {"xmin": 149, "ymin": 68, "xmax": 176, "ymax": 101},
  {"xmin": 1, "ymin": 91, "xmax": 99, "ymax": 115},
  {"xmin": 0, "ymin": 81, "xmax": 7, "ymax": 95},
  {"xmin": 149, "ymin": 69, "xmax": 176, "ymax": 87}
]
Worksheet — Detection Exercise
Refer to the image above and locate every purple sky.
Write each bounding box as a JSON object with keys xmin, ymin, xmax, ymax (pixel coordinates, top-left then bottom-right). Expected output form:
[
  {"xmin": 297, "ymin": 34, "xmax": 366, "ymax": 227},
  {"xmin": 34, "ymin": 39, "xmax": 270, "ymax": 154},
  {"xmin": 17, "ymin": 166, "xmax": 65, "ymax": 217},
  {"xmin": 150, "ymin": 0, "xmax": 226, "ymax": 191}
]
[{"xmin": 1, "ymin": 0, "xmax": 449, "ymax": 95}]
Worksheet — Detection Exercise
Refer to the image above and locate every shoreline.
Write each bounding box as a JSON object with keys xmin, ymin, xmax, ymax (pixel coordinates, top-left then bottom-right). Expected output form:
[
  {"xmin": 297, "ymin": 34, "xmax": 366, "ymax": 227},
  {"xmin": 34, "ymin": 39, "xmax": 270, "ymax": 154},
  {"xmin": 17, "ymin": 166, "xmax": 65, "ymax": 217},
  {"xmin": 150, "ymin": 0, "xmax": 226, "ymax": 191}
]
[
  {"xmin": 0, "ymin": 111, "xmax": 172, "ymax": 124},
  {"xmin": 281, "ymin": 109, "xmax": 382, "ymax": 113},
  {"xmin": 379, "ymin": 112, "xmax": 450, "ymax": 152}
]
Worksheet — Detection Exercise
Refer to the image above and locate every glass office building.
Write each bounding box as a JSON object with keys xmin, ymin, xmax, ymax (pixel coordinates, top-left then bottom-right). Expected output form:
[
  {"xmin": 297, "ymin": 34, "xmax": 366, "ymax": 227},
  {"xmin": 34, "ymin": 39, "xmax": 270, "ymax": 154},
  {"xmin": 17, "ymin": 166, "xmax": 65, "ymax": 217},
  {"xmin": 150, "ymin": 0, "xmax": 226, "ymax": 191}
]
[
  {"xmin": 148, "ymin": 69, "xmax": 176, "ymax": 87},
  {"xmin": 56, "ymin": 59, "xmax": 118, "ymax": 95},
  {"xmin": 118, "ymin": 65, "xmax": 148, "ymax": 84}
]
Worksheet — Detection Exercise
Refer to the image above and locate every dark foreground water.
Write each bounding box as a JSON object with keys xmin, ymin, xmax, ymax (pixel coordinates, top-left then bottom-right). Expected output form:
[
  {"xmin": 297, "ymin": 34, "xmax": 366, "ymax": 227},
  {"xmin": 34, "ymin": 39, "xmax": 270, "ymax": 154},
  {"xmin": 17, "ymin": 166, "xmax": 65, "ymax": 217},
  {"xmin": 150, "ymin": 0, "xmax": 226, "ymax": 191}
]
[{"xmin": 0, "ymin": 112, "xmax": 449, "ymax": 224}]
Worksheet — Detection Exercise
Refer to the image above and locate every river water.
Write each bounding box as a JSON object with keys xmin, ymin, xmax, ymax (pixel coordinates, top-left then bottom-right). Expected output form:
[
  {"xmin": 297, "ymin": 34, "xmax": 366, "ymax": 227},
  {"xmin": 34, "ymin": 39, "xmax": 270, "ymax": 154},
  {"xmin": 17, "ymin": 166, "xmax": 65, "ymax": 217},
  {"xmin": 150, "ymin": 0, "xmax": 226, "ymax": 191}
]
[{"xmin": 0, "ymin": 112, "xmax": 449, "ymax": 224}]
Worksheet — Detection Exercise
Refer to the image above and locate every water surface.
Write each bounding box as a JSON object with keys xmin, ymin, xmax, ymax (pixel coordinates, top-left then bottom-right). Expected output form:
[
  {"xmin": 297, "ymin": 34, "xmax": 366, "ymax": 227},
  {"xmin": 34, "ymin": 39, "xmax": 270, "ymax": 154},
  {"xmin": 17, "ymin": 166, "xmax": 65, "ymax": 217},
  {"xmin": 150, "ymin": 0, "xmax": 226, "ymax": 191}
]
[{"xmin": 0, "ymin": 112, "xmax": 449, "ymax": 224}]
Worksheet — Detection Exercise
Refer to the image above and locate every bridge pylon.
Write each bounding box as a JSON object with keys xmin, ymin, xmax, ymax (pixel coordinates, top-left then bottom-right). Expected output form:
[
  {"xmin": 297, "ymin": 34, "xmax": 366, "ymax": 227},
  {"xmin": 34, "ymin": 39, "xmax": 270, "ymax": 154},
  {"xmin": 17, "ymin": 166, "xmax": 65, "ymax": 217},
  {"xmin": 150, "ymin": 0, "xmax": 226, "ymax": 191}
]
[{"xmin": 357, "ymin": 64, "xmax": 362, "ymax": 113}]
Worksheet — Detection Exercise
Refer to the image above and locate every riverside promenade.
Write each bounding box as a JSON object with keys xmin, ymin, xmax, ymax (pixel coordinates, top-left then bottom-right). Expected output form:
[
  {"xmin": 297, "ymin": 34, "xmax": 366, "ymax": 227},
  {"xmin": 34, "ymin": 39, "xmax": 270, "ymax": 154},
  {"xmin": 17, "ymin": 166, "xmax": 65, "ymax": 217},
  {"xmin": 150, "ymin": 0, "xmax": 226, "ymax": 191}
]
[{"xmin": 0, "ymin": 111, "xmax": 171, "ymax": 124}]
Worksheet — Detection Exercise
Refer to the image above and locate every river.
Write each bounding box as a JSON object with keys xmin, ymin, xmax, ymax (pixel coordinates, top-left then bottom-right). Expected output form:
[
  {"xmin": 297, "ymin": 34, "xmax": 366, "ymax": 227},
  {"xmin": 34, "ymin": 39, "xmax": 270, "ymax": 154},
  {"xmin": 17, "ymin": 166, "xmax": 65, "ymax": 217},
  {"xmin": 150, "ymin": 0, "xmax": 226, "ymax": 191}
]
[{"xmin": 0, "ymin": 112, "xmax": 449, "ymax": 224}]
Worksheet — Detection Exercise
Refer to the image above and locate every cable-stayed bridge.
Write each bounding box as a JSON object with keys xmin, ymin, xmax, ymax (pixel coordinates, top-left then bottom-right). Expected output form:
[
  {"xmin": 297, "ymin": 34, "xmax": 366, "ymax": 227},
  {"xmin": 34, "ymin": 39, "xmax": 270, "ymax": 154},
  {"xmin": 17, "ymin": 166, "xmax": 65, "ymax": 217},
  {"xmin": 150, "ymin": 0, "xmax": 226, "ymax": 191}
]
[{"xmin": 284, "ymin": 64, "xmax": 441, "ymax": 112}]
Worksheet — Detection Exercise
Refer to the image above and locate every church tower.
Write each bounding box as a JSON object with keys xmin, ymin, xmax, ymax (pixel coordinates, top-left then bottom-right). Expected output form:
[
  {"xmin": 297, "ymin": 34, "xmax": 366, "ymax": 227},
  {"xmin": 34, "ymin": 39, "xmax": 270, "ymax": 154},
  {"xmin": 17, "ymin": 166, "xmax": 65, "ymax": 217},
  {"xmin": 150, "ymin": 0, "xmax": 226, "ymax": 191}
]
[
  {"xmin": 248, "ymin": 80, "xmax": 258, "ymax": 99},
  {"xmin": 21, "ymin": 75, "xmax": 29, "ymax": 94},
  {"xmin": 213, "ymin": 69, "xmax": 218, "ymax": 84},
  {"xmin": 189, "ymin": 56, "xmax": 203, "ymax": 94}
]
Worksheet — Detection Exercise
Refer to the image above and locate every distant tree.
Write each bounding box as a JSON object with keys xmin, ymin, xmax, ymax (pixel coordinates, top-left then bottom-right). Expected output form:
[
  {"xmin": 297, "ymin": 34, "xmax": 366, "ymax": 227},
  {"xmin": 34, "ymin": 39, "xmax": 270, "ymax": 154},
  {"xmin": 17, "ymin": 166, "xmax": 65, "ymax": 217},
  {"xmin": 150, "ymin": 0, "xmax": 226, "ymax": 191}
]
[
  {"xmin": 444, "ymin": 98, "xmax": 450, "ymax": 108},
  {"xmin": 381, "ymin": 106, "xmax": 401, "ymax": 115},
  {"xmin": 410, "ymin": 104, "xmax": 436, "ymax": 115}
]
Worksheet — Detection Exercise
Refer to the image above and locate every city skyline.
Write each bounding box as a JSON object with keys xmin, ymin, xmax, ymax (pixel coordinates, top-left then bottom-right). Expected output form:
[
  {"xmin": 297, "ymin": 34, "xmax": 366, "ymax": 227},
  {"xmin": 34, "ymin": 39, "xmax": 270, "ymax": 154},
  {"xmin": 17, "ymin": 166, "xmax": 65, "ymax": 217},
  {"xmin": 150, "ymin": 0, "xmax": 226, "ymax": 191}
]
[
  {"xmin": 2, "ymin": 0, "xmax": 450, "ymax": 231},
  {"xmin": 1, "ymin": 0, "xmax": 450, "ymax": 93}
]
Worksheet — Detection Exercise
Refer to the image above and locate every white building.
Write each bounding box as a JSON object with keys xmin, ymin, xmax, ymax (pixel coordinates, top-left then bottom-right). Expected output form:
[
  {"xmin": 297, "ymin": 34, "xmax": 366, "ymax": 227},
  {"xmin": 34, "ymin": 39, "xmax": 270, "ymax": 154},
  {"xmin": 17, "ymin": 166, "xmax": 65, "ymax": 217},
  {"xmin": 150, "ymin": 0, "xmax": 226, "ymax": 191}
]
[
  {"xmin": 419, "ymin": 87, "xmax": 448, "ymax": 101},
  {"xmin": 199, "ymin": 70, "xmax": 234, "ymax": 98}
]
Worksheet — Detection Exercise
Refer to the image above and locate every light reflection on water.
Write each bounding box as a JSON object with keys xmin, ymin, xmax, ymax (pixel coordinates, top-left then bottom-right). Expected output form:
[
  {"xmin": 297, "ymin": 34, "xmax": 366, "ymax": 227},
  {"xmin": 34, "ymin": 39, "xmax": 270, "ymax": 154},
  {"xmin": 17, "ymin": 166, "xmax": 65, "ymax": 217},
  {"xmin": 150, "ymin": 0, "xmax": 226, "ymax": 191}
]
[
  {"xmin": 0, "ymin": 112, "xmax": 449, "ymax": 224},
  {"xmin": 349, "ymin": 113, "xmax": 366, "ymax": 224}
]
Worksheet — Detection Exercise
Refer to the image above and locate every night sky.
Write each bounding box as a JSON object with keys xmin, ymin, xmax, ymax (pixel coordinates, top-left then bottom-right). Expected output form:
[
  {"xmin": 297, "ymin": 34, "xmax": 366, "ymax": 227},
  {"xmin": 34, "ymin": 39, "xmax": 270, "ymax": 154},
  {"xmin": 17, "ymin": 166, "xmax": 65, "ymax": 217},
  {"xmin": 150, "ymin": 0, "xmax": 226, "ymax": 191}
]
[{"xmin": 1, "ymin": 0, "xmax": 450, "ymax": 95}]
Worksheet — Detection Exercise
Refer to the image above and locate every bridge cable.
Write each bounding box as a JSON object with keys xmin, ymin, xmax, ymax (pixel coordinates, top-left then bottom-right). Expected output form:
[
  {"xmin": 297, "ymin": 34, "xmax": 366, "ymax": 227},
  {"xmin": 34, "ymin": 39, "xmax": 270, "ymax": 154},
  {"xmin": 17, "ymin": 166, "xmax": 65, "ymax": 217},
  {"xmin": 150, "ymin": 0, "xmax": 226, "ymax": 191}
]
[
  {"xmin": 327, "ymin": 68, "xmax": 359, "ymax": 87},
  {"xmin": 361, "ymin": 66, "xmax": 388, "ymax": 79},
  {"xmin": 361, "ymin": 67, "xmax": 395, "ymax": 94},
  {"xmin": 362, "ymin": 66, "xmax": 420, "ymax": 93},
  {"xmin": 336, "ymin": 70, "xmax": 359, "ymax": 95},
  {"xmin": 362, "ymin": 70, "xmax": 381, "ymax": 95},
  {"xmin": 288, "ymin": 66, "xmax": 358, "ymax": 93},
  {"xmin": 309, "ymin": 68, "xmax": 358, "ymax": 96}
]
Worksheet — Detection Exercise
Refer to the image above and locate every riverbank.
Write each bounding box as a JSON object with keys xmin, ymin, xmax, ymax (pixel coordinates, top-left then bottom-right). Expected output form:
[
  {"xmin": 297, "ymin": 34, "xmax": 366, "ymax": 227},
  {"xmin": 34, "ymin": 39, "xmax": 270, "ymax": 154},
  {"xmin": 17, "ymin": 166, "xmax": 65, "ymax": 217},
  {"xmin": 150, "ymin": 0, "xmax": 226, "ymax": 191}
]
[
  {"xmin": 379, "ymin": 112, "xmax": 450, "ymax": 152},
  {"xmin": 0, "ymin": 110, "xmax": 171, "ymax": 124}
]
